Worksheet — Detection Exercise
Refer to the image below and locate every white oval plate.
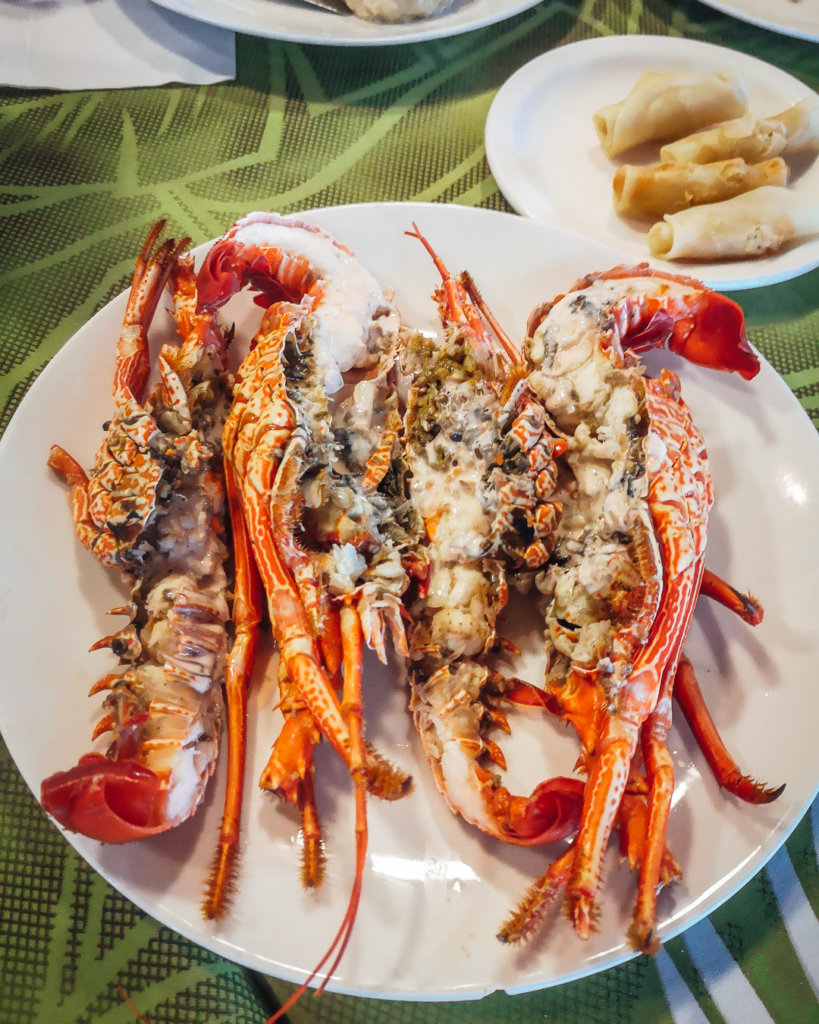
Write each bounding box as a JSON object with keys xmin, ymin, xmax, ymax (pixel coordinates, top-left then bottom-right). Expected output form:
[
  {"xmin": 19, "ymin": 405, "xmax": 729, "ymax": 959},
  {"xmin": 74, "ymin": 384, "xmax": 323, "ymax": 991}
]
[
  {"xmin": 151, "ymin": 0, "xmax": 539, "ymax": 46},
  {"xmin": 485, "ymin": 36, "xmax": 819, "ymax": 291},
  {"xmin": 0, "ymin": 202, "xmax": 817, "ymax": 999},
  {"xmin": 695, "ymin": 0, "xmax": 819, "ymax": 43}
]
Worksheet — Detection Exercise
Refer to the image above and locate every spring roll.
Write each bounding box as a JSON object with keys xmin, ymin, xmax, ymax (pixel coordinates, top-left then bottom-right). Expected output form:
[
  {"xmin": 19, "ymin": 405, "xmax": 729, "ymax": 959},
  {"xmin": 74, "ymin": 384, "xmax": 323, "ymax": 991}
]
[
  {"xmin": 776, "ymin": 95, "xmax": 819, "ymax": 153},
  {"xmin": 660, "ymin": 96, "xmax": 819, "ymax": 164},
  {"xmin": 648, "ymin": 186, "xmax": 819, "ymax": 261},
  {"xmin": 613, "ymin": 157, "xmax": 788, "ymax": 220},
  {"xmin": 594, "ymin": 70, "xmax": 748, "ymax": 158}
]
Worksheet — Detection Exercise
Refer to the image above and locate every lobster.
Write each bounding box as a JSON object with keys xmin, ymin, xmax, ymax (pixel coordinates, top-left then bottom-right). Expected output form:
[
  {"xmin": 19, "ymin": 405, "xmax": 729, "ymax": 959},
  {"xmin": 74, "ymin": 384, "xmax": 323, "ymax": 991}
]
[
  {"xmin": 400, "ymin": 224, "xmax": 586, "ymax": 847},
  {"xmin": 489, "ymin": 264, "xmax": 783, "ymax": 952},
  {"xmin": 403, "ymin": 238, "xmax": 784, "ymax": 954},
  {"xmin": 195, "ymin": 211, "xmax": 416, "ymax": 1001},
  {"xmin": 40, "ymin": 223, "xmax": 240, "ymax": 847}
]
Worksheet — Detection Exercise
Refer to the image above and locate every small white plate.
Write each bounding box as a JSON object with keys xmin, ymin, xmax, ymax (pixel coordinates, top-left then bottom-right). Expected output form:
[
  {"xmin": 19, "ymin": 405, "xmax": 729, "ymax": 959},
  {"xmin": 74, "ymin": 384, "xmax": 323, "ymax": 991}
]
[
  {"xmin": 694, "ymin": 0, "xmax": 819, "ymax": 44},
  {"xmin": 150, "ymin": 0, "xmax": 539, "ymax": 46},
  {"xmin": 485, "ymin": 35, "xmax": 819, "ymax": 291},
  {"xmin": 1, "ymin": 203, "xmax": 817, "ymax": 1000}
]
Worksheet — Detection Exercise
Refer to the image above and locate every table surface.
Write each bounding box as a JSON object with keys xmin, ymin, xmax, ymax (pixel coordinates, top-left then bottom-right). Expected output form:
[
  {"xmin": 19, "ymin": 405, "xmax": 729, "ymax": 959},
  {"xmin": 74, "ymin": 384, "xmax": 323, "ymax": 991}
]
[{"xmin": 1, "ymin": 2, "xmax": 817, "ymax": 1022}]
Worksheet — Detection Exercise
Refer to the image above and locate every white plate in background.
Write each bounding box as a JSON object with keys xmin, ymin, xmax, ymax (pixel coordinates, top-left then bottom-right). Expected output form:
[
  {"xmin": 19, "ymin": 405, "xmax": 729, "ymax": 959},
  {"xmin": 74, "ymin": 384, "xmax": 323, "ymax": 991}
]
[
  {"xmin": 151, "ymin": 0, "xmax": 539, "ymax": 46},
  {"xmin": 694, "ymin": 0, "xmax": 819, "ymax": 43},
  {"xmin": 485, "ymin": 36, "xmax": 819, "ymax": 290}
]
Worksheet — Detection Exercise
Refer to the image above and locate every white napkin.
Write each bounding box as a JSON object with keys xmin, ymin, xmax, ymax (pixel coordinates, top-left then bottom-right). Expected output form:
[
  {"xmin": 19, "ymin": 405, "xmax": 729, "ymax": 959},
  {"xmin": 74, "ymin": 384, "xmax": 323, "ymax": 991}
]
[{"xmin": 0, "ymin": 0, "xmax": 235, "ymax": 90}]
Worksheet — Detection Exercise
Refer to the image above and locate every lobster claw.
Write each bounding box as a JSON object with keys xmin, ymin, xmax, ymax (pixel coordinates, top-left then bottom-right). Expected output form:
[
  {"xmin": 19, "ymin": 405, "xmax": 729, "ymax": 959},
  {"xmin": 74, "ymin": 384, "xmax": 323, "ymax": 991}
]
[{"xmin": 40, "ymin": 753, "xmax": 168, "ymax": 843}]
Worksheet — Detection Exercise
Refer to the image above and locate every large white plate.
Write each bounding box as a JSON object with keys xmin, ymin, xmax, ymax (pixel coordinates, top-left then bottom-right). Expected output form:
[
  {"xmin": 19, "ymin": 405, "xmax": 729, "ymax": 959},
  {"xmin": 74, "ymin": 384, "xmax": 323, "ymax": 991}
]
[
  {"xmin": 485, "ymin": 36, "xmax": 819, "ymax": 291},
  {"xmin": 150, "ymin": 0, "xmax": 539, "ymax": 46},
  {"xmin": 695, "ymin": 0, "xmax": 819, "ymax": 43},
  {"xmin": 1, "ymin": 202, "xmax": 817, "ymax": 1000}
]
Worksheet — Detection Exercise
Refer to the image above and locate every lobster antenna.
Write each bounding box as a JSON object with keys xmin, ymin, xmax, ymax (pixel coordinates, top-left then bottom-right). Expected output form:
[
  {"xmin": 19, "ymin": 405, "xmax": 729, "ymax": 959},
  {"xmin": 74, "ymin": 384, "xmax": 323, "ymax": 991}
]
[
  {"xmin": 263, "ymin": 604, "xmax": 371, "ymax": 1024},
  {"xmin": 459, "ymin": 269, "xmax": 523, "ymax": 367}
]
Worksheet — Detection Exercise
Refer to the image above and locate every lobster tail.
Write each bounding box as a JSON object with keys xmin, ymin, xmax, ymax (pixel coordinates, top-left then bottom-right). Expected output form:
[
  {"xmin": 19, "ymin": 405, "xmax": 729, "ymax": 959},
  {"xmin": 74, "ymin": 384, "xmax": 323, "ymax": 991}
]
[
  {"xmin": 196, "ymin": 213, "xmax": 332, "ymax": 314},
  {"xmin": 679, "ymin": 288, "xmax": 758, "ymax": 379},
  {"xmin": 41, "ymin": 754, "xmax": 168, "ymax": 843},
  {"xmin": 196, "ymin": 240, "xmax": 310, "ymax": 313},
  {"xmin": 478, "ymin": 773, "xmax": 586, "ymax": 846},
  {"xmin": 595, "ymin": 263, "xmax": 760, "ymax": 380}
]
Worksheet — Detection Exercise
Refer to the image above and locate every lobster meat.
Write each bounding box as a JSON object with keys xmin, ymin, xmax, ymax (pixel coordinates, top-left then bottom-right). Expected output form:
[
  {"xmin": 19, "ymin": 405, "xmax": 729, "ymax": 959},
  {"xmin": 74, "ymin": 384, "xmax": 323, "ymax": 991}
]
[
  {"xmin": 196, "ymin": 212, "xmax": 415, "ymax": 996},
  {"xmin": 40, "ymin": 222, "xmax": 237, "ymax": 844},
  {"xmin": 40, "ymin": 215, "xmax": 787, "ymax": 995},
  {"xmin": 401, "ymin": 225, "xmax": 585, "ymax": 847},
  {"xmin": 479, "ymin": 264, "xmax": 783, "ymax": 952},
  {"xmin": 400, "ymin": 239, "xmax": 781, "ymax": 954}
]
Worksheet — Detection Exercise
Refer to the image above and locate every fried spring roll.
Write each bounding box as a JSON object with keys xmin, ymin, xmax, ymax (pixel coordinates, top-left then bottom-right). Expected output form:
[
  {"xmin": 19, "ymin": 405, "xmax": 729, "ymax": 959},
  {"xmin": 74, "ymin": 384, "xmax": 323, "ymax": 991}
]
[
  {"xmin": 647, "ymin": 186, "xmax": 819, "ymax": 261},
  {"xmin": 613, "ymin": 157, "xmax": 789, "ymax": 221},
  {"xmin": 594, "ymin": 70, "xmax": 748, "ymax": 158},
  {"xmin": 660, "ymin": 96, "xmax": 819, "ymax": 164}
]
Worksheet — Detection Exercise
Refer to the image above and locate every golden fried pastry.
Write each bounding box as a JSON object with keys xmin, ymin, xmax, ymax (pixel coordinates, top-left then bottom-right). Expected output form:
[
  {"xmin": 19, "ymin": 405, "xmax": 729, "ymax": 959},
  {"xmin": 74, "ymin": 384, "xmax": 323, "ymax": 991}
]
[
  {"xmin": 660, "ymin": 96, "xmax": 819, "ymax": 164},
  {"xmin": 613, "ymin": 157, "xmax": 788, "ymax": 220},
  {"xmin": 647, "ymin": 185, "xmax": 819, "ymax": 260},
  {"xmin": 594, "ymin": 70, "xmax": 748, "ymax": 158}
]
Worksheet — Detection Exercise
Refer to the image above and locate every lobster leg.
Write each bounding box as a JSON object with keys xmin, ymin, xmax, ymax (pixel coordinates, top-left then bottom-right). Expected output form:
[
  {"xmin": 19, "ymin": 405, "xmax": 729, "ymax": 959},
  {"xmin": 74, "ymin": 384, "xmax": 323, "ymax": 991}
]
[
  {"xmin": 269, "ymin": 432, "xmax": 343, "ymax": 677},
  {"xmin": 497, "ymin": 846, "xmax": 575, "ymax": 944},
  {"xmin": 47, "ymin": 447, "xmax": 96, "ymax": 552},
  {"xmin": 674, "ymin": 654, "xmax": 784, "ymax": 805},
  {"xmin": 113, "ymin": 219, "xmax": 187, "ymax": 401},
  {"xmin": 244, "ymin": 480, "xmax": 353, "ymax": 764},
  {"xmin": 616, "ymin": 768, "xmax": 681, "ymax": 888},
  {"xmin": 202, "ymin": 465, "xmax": 263, "ymax": 920},
  {"xmin": 699, "ymin": 568, "xmax": 763, "ymax": 626},
  {"xmin": 260, "ymin": 696, "xmax": 326, "ymax": 888},
  {"xmin": 628, "ymin": 678, "xmax": 678, "ymax": 954},
  {"xmin": 564, "ymin": 371, "xmax": 710, "ymax": 939},
  {"xmin": 326, "ymin": 602, "xmax": 370, "ymax": 981},
  {"xmin": 261, "ymin": 588, "xmax": 375, "ymax": 1024},
  {"xmin": 629, "ymin": 563, "xmax": 780, "ymax": 951},
  {"xmin": 260, "ymin": 432, "xmax": 337, "ymax": 875},
  {"xmin": 673, "ymin": 568, "xmax": 779, "ymax": 805}
]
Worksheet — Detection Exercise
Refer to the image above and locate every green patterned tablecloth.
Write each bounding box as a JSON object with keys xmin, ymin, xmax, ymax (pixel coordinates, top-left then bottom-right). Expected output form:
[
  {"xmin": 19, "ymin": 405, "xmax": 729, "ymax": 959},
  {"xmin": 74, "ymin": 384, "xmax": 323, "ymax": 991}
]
[{"xmin": 1, "ymin": 1, "xmax": 817, "ymax": 1022}]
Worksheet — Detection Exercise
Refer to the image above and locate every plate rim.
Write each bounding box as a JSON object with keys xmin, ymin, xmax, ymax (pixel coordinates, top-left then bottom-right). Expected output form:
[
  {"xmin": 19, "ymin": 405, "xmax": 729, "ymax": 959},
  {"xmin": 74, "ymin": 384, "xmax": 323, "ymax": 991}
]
[
  {"xmin": 150, "ymin": 0, "xmax": 541, "ymax": 46},
  {"xmin": 484, "ymin": 34, "xmax": 819, "ymax": 291},
  {"xmin": 1, "ymin": 200, "xmax": 818, "ymax": 1000},
  {"xmin": 692, "ymin": 0, "xmax": 819, "ymax": 44}
]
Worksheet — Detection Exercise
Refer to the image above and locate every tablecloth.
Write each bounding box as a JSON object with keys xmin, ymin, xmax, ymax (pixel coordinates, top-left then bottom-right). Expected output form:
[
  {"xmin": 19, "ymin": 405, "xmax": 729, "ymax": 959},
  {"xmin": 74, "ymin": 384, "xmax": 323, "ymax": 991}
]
[{"xmin": 1, "ymin": 1, "xmax": 817, "ymax": 1022}]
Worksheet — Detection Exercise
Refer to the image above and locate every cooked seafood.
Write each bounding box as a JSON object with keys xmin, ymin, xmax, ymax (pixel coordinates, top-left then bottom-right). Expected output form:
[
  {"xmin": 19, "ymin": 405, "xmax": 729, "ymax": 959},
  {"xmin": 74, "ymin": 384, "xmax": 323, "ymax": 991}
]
[
  {"xmin": 401, "ymin": 225, "xmax": 585, "ymax": 847},
  {"xmin": 41, "ymin": 216, "xmax": 788, "ymax": 989},
  {"xmin": 196, "ymin": 211, "xmax": 415, "ymax": 995},
  {"xmin": 40, "ymin": 222, "xmax": 235, "ymax": 843},
  {"xmin": 487, "ymin": 264, "xmax": 782, "ymax": 952}
]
